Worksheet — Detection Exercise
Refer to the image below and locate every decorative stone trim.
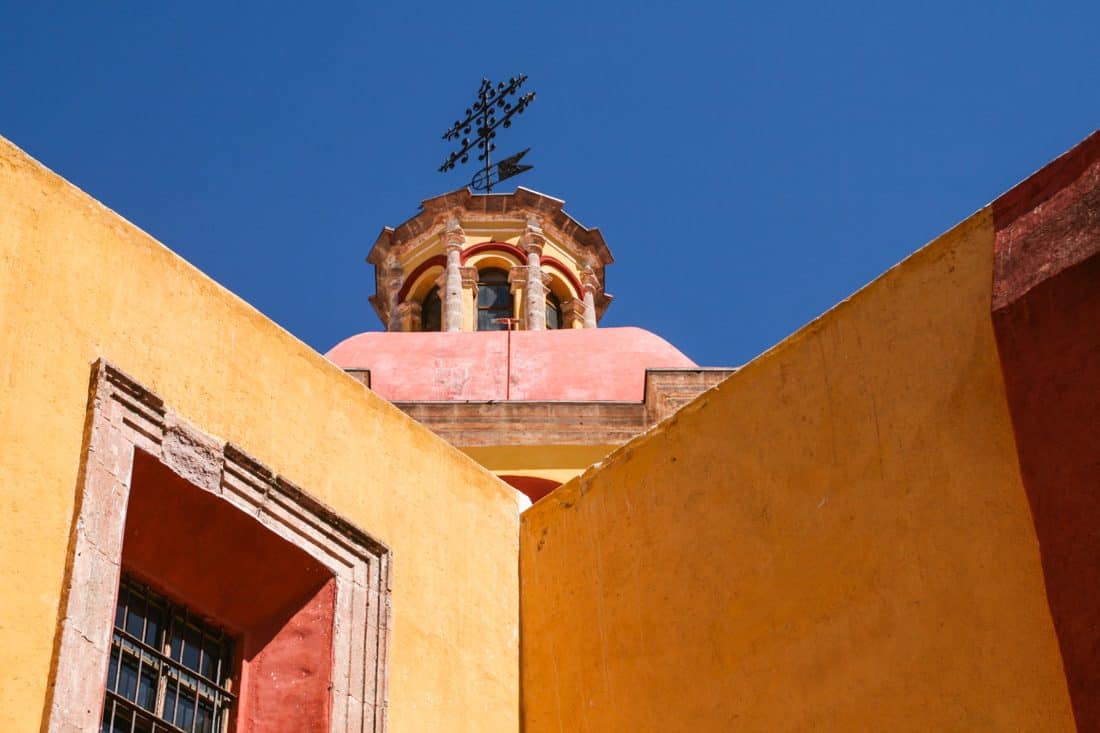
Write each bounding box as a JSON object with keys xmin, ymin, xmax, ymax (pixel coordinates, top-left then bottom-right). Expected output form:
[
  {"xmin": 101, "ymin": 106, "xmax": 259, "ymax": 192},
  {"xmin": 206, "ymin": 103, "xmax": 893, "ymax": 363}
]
[
  {"xmin": 580, "ymin": 267, "xmax": 600, "ymax": 328},
  {"xmin": 508, "ymin": 266, "xmax": 530, "ymax": 293},
  {"xmin": 561, "ymin": 298, "xmax": 587, "ymax": 329},
  {"xmin": 441, "ymin": 219, "xmax": 466, "ymax": 332},
  {"xmin": 396, "ymin": 300, "xmax": 422, "ymax": 332},
  {"xmin": 507, "ymin": 268, "xmax": 551, "ymax": 291},
  {"xmin": 368, "ymin": 191, "xmax": 615, "ymax": 329},
  {"xmin": 519, "ymin": 218, "xmax": 548, "ymax": 330},
  {"xmin": 382, "ymin": 257, "xmax": 405, "ymax": 332},
  {"xmin": 519, "ymin": 215, "xmax": 546, "ymax": 254},
  {"xmin": 440, "ymin": 217, "xmax": 465, "ymax": 249},
  {"xmin": 579, "ymin": 267, "xmax": 599, "ymax": 292},
  {"xmin": 392, "ymin": 368, "xmax": 738, "ymax": 446},
  {"xmin": 459, "ymin": 266, "xmax": 479, "ymax": 290},
  {"xmin": 46, "ymin": 361, "xmax": 392, "ymax": 733}
]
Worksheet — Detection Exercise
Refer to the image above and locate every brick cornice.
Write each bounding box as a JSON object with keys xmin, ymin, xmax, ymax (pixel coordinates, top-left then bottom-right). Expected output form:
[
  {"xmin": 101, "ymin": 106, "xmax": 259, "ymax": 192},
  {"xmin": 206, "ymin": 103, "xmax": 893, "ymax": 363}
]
[{"xmin": 385, "ymin": 368, "xmax": 737, "ymax": 447}]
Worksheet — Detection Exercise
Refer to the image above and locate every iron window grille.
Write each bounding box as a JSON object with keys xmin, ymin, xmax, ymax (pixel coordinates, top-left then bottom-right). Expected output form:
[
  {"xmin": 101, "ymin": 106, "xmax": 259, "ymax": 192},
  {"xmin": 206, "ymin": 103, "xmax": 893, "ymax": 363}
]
[
  {"xmin": 476, "ymin": 268, "xmax": 513, "ymax": 331},
  {"xmin": 102, "ymin": 575, "xmax": 236, "ymax": 733},
  {"xmin": 545, "ymin": 291, "xmax": 562, "ymax": 330}
]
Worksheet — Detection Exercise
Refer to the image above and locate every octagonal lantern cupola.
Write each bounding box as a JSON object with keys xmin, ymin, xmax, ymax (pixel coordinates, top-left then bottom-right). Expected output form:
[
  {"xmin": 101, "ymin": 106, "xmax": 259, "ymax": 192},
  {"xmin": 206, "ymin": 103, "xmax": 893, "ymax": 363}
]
[{"xmin": 367, "ymin": 187, "xmax": 614, "ymax": 332}]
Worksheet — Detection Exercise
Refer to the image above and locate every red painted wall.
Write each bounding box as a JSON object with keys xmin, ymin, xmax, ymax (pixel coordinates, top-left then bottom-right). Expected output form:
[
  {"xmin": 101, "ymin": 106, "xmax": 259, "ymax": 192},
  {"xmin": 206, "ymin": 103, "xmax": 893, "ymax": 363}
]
[
  {"xmin": 239, "ymin": 580, "xmax": 335, "ymax": 732},
  {"xmin": 123, "ymin": 452, "xmax": 335, "ymax": 732},
  {"xmin": 992, "ymin": 130, "xmax": 1100, "ymax": 732},
  {"xmin": 500, "ymin": 475, "xmax": 561, "ymax": 503}
]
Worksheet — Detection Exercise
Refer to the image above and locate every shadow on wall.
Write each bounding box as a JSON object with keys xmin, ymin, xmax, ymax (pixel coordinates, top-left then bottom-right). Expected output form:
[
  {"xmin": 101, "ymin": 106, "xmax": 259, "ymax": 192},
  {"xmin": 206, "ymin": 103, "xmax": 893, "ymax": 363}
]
[
  {"xmin": 123, "ymin": 453, "xmax": 336, "ymax": 732},
  {"xmin": 991, "ymin": 130, "xmax": 1100, "ymax": 733}
]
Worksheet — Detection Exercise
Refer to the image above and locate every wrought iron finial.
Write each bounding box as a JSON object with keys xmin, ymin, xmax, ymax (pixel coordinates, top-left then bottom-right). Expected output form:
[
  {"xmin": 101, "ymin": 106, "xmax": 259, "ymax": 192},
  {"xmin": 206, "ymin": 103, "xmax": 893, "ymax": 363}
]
[{"xmin": 439, "ymin": 76, "xmax": 536, "ymax": 192}]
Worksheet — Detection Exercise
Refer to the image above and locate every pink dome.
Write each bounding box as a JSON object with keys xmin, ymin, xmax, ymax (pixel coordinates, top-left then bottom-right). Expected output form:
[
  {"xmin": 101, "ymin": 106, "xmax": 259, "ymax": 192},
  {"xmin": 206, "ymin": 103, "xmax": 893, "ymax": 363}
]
[{"xmin": 325, "ymin": 327, "xmax": 696, "ymax": 402}]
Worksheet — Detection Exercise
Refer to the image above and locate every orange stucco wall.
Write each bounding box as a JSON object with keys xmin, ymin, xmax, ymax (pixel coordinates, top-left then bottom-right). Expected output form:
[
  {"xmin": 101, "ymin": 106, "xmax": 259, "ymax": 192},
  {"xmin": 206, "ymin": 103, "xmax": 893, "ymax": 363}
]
[
  {"xmin": 990, "ymin": 130, "xmax": 1100, "ymax": 731},
  {"xmin": 520, "ymin": 210, "xmax": 1076, "ymax": 730},
  {"xmin": 0, "ymin": 136, "xmax": 520, "ymax": 733}
]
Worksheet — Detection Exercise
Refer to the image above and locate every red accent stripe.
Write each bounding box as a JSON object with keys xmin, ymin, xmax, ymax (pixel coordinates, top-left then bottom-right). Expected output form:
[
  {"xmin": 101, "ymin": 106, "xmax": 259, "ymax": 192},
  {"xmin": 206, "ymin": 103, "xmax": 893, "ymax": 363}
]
[
  {"xmin": 541, "ymin": 256, "xmax": 586, "ymax": 298},
  {"xmin": 399, "ymin": 242, "xmax": 591, "ymax": 303},
  {"xmin": 460, "ymin": 241, "xmax": 526, "ymax": 265},
  {"xmin": 396, "ymin": 255, "xmax": 446, "ymax": 303},
  {"xmin": 459, "ymin": 242, "xmax": 588, "ymax": 297}
]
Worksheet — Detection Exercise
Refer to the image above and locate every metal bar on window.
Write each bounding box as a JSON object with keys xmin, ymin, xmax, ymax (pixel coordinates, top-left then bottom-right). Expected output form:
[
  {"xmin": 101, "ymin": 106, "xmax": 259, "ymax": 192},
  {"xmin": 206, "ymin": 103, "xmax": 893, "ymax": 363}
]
[{"xmin": 104, "ymin": 576, "xmax": 235, "ymax": 733}]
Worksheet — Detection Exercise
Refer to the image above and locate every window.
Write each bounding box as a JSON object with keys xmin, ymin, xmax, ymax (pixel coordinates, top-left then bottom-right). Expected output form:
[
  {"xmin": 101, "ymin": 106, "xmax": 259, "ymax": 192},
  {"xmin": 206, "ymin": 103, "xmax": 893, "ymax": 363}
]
[
  {"xmin": 545, "ymin": 291, "xmax": 562, "ymax": 330},
  {"xmin": 103, "ymin": 575, "xmax": 235, "ymax": 733},
  {"xmin": 47, "ymin": 361, "xmax": 392, "ymax": 733},
  {"xmin": 477, "ymin": 268, "xmax": 513, "ymax": 331},
  {"xmin": 420, "ymin": 285, "xmax": 442, "ymax": 332}
]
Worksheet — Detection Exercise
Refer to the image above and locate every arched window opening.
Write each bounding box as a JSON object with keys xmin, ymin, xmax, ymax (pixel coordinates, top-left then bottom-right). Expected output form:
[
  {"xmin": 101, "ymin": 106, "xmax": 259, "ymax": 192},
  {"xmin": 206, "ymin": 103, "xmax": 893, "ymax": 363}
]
[
  {"xmin": 421, "ymin": 285, "xmax": 441, "ymax": 332},
  {"xmin": 477, "ymin": 268, "xmax": 513, "ymax": 331},
  {"xmin": 546, "ymin": 291, "xmax": 563, "ymax": 330}
]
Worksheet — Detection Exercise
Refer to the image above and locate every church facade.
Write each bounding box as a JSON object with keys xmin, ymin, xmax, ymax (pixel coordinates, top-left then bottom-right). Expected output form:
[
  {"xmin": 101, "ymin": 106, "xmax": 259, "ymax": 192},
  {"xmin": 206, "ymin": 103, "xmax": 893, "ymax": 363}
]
[{"xmin": 1, "ymin": 129, "xmax": 1098, "ymax": 731}]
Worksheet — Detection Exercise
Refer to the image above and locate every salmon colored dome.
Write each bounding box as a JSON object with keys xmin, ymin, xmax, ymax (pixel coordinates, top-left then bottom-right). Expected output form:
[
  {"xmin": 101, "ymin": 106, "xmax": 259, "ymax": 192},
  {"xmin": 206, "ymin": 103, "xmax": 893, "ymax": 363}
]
[{"xmin": 325, "ymin": 326, "xmax": 696, "ymax": 402}]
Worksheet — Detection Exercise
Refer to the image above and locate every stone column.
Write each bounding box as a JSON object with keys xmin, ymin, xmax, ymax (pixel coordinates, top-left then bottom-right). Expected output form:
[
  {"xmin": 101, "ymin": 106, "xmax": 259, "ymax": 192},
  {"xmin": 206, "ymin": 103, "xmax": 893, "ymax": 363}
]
[
  {"xmin": 581, "ymin": 266, "xmax": 599, "ymax": 329},
  {"xmin": 561, "ymin": 298, "xmax": 588, "ymax": 329},
  {"xmin": 395, "ymin": 301, "xmax": 422, "ymax": 332},
  {"xmin": 460, "ymin": 266, "xmax": 479, "ymax": 331},
  {"xmin": 521, "ymin": 217, "xmax": 547, "ymax": 331},
  {"xmin": 441, "ymin": 218, "xmax": 465, "ymax": 332},
  {"xmin": 383, "ymin": 256, "xmax": 405, "ymax": 332}
]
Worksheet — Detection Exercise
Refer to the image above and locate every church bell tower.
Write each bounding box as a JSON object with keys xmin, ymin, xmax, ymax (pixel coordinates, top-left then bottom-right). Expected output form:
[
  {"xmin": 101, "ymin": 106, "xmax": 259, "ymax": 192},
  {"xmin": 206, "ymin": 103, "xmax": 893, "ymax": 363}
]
[{"xmin": 367, "ymin": 187, "xmax": 614, "ymax": 333}]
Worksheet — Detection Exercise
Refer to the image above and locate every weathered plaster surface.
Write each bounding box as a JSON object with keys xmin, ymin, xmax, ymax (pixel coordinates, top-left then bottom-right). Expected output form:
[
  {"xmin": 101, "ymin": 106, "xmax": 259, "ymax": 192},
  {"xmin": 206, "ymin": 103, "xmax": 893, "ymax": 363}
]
[
  {"xmin": 46, "ymin": 362, "xmax": 391, "ymax": 732},
  {"xmin": 394, "ymin": 369, "xmax": 735, "ymax": 453},
  {"xmin": 520, "ymin": 209, "xmax": 1076, "ymax": 730},
  {"xmin": 0, "ymin": 136, "xmax": 520, "ymax": 733},
  {"xmin": 326, "ymin": 327, "xmax": 698, "ymax": 402},
  {"xmin": 991, "ymin": 129, "xmax": 1100, "ymax": 732}
]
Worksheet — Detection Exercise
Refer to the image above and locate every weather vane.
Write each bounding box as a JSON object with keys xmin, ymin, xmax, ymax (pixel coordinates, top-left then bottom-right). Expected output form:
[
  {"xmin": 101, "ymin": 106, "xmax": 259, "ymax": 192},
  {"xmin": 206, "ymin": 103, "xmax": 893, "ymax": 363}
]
[{"xmin": 439, "ymin": 76, "xmax": 536, "ymax": 192}]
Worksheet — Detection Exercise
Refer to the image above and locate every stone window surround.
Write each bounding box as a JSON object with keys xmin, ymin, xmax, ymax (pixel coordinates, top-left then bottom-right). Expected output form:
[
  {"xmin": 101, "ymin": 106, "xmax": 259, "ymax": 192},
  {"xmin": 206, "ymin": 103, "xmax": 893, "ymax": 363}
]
[{"xmin": 45, "ymin": 360, "xmax": 392, "ymax": 733}]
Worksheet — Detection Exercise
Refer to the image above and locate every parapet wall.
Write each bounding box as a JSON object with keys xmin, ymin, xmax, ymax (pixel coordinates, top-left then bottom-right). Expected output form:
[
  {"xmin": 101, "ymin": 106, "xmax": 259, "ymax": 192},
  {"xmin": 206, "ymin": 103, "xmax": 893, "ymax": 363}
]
[
  {"xmin": 0, "ymin": 136, "xmax": 521, "ymax": 733},
  {"xmin": 520, "ymin": 201, "xmax": 1078, "ymax": 729}
]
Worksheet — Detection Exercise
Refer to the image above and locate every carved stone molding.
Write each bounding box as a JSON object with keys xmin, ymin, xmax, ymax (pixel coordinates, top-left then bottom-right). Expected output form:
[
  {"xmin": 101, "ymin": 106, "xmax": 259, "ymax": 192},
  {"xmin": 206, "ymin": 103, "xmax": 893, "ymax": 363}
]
[
  {"xmin": 508, "ymin": 266, "xmax": 530, "ymax": 285},
  {"xmin": 508, "ymin": 267, "xmax": 549, "ymax": 293},
  {"xmin": 520, "ymin": 215, "xmax": 546, "ymax": 255},
  {"xmin": 459, "ymin": 266, "xmax": 479, "ymax": 290},
  {"xmin": 396, "ymin": 300, "xmax": 422, "ymax": 332},
  {"xmin": 561, "ymin": 298, "xmax": 588, "ymax": 329},
  {"xmin": 45, "ymin": 361, "xmax": 392, "ymax": 733},
  {"xmin": 382, "ymin": 257, "xmax": 405, "ymax": 331},
  {"xmin": 367, "ymin": 189, "xmax": 615, "ymax": 329},
  {"xmin": 579, "ymin": 266, "xmax": 600, "ymax": 293},
  {"xmin": 392, "ymin": 368, "xmax": 738, "ymax": 446},
  {"xmin": 441, "ymin": 217, "xmax": 465, "ymax": 250},
  {"xmin": 579, "ymin": 266, "xmax": 600, "ymax": 328}
]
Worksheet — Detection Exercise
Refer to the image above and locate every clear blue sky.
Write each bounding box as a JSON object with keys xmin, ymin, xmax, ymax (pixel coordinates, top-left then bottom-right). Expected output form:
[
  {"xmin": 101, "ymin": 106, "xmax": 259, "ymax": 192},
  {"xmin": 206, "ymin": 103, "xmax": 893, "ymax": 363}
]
[{"xmin": 2, "ymin": 1, "xmax": 1097, "ymax": 366}]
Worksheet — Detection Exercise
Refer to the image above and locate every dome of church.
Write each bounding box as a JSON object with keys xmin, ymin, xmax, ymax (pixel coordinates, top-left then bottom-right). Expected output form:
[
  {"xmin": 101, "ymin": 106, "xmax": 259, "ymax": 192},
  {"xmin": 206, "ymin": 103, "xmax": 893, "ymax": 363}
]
[{"xmin": 325, "ymin": 326, "xmax": 696, "ymax": 402}]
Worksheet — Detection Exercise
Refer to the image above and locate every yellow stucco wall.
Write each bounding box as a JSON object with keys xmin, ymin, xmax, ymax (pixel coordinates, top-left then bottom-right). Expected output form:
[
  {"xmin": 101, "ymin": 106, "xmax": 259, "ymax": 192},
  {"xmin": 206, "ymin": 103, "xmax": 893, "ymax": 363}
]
[
  {"xmin": 520, "ymin": 211, "xmax": 1076, "ymax": 730},
  {"xmin": 0, "ymin": 137, "xmax": 520, "ymax": 733}
]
